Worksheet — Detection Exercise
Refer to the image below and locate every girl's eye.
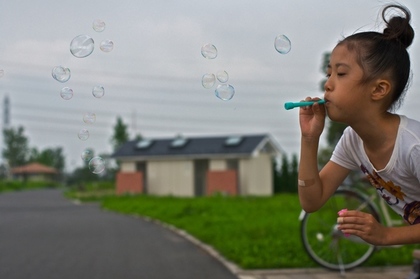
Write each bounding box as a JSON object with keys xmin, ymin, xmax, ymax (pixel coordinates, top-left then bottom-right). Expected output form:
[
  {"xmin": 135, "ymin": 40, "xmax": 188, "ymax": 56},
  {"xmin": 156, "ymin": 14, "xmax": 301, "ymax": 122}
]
[
  {"xmin": 337, "ymin": 73, "xmax": 346, "ymax": 76},
  {"xmin": 326, "ymin": 73, "xmax": 331, "ymax": 78}
]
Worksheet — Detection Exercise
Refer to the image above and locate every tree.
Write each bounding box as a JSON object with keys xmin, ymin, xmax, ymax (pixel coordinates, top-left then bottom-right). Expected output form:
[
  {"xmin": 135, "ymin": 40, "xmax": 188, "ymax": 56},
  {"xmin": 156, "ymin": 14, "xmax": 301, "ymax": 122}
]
[
  {"xmin": 29, "ymin": 147, "xmax": 65, "ymax": 172},
  {"xmin": 2, "ymin": 126, "xmax": 29, "ymax": 167},
  {"xmin": 110, "ymin": 116, "xmax": 129, "ymax": 151},
  {"xmin": 274, "ymin": 153, "xmax": 298, "ymax": 193},
  {"xmin": 29, "ymin": 147, "xmax": 39, "ymax": 161}
]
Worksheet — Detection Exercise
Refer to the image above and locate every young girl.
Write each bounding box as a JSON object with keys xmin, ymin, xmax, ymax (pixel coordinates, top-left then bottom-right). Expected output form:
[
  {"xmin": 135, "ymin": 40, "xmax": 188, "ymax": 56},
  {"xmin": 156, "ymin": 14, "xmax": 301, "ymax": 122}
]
[{"xmin": 298, "ymin": 4, "xmax": 420, "ymax": 246}]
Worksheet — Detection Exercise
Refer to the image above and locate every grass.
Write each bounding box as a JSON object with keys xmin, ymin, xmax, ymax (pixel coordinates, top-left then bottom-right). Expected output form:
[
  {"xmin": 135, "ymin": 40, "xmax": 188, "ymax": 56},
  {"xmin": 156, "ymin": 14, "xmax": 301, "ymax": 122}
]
[
  {"xmin": 0, "ymin": 180, "xmax": 60, "ymax": 193},
  {"xmin": 68, "ymin": 191, "xmax": 420, "ymax": 269}
]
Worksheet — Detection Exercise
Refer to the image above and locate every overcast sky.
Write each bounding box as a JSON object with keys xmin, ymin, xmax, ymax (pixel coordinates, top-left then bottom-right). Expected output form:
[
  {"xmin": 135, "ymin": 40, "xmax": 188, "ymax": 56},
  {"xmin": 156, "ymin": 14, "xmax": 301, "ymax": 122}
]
[{"xmin": 1, "ymin": 0, "xmax": 420, "ymax": 171}]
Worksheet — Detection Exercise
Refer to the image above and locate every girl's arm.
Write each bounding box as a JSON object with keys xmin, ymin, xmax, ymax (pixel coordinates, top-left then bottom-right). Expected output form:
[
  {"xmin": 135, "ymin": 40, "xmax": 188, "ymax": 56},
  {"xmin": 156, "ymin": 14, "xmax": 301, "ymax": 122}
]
[
  {"xmin": 299, "ymin": 157, "xmax": 350, "ymax": 212},
  {"xmin": 298, "ymin": 99, "xmax": 350, "ymax": 212}
]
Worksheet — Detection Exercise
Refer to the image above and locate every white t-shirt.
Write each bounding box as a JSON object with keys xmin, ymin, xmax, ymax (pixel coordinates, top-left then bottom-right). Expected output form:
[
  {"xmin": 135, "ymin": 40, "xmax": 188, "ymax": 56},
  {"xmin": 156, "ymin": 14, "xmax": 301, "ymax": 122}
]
[{"xmin": 331, "ymin": 115, "xmax": 420, "ymax": 225}]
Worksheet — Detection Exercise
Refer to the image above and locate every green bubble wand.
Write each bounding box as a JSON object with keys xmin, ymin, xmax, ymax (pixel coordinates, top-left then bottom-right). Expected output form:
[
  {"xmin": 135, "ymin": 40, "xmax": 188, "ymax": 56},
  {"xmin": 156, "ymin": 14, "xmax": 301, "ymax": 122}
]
[{"xmin": 284, "ymin": 99, "xmax": 325, "ymax": 110}]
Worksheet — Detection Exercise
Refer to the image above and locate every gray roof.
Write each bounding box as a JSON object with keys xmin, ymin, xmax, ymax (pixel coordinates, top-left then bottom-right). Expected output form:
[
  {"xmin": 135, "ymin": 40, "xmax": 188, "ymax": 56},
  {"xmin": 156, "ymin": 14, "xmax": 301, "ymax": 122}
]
[{"xmin": 112, "ymin": 134, "xmax": 281, "ymax": 160}]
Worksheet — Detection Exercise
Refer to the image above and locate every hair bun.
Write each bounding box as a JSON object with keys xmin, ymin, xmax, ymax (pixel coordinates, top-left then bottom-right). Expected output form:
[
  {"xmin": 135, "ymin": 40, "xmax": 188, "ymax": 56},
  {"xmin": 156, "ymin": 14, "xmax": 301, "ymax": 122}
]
[{"xmin": 382, "ymin": 5, "xmax": 414, "ymax": 48}]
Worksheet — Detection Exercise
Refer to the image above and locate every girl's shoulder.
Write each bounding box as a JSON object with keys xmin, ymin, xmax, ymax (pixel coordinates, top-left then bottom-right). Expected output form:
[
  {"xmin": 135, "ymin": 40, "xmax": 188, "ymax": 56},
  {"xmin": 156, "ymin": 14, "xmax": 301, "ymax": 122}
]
[
  {"xmin": 398, "ymin": 116, "xmax": 420, "ymax": 164},
  {"xmin": 400, "ymin": 115, "xmax": 420, "ymax": 139}
]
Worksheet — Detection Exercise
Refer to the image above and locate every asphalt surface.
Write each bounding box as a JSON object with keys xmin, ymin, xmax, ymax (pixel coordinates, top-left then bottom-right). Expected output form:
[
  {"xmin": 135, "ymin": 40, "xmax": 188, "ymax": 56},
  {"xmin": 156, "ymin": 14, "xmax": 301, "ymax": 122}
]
[{"xmin": 0, "ymin": 189, "xmax": 238, "ymax": 279}]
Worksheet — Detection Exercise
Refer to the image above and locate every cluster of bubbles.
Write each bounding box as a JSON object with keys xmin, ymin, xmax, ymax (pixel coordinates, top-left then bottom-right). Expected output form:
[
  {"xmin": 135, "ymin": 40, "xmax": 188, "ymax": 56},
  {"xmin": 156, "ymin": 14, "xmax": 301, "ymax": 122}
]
[
  {"xmin": 75, "ymin": 110, "xmax": 97, "ymax": 141},
  {"xmin": 200, "ymin": 43, "xmax": 235, "ymax": 101},
  {"xmin": 80, "ymin": 149, "xmax": 105, "ymax": 174},
  {"xmin": 51, "ymin": 19, "xmax": 113, "ymax": 174},
  {"xmin": 69, "ymin": 20, "xmax": 114, "ymax": 58},
  {"xmin": 200, "ymin": 36, "xmax": 290, "ymax": 101},
  {"xmin": 51, "ymin": 19, "xmax": 113, "ymax": 99}
]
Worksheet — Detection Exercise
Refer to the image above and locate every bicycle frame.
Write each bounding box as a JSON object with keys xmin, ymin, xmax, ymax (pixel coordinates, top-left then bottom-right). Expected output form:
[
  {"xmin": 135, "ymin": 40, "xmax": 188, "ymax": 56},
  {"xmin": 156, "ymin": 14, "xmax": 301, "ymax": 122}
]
[{"xmin": 353, "ymin": 186, "xmax": 404, "ymax": 228}]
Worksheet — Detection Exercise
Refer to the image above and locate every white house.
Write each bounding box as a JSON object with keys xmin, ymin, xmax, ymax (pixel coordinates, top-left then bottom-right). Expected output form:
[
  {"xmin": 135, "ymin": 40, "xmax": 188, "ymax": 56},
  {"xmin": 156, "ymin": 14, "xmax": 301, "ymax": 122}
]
[{"xmin": 112, "ymin": 134, "xmax": 282, "ymax": 197}]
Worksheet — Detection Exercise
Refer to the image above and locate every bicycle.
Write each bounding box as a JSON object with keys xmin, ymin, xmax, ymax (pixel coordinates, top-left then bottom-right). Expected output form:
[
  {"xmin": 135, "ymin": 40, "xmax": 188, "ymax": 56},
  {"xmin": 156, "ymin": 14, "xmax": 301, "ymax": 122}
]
[{"xmin": 299, "ymin": 183, "xmax": 404, "ymax": 273}]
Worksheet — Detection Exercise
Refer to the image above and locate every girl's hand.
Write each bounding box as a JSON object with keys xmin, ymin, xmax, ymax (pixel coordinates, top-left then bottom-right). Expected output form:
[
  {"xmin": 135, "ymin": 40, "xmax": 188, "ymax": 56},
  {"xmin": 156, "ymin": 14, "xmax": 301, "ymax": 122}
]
[
  {"xmin": 337, "ymin": 210, "xmax": 389, "ymax": 246},
  {"xmin": 299, "ymin": 97, "xmax": 326, "ymax": 140}
]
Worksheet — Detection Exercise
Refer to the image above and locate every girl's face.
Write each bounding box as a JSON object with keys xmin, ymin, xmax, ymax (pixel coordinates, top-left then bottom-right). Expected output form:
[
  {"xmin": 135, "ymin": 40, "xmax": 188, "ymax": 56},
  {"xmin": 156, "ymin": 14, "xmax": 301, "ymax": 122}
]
[{"xmin": 324, "ymin": 44, "xmax": 376, "ymax": 124}]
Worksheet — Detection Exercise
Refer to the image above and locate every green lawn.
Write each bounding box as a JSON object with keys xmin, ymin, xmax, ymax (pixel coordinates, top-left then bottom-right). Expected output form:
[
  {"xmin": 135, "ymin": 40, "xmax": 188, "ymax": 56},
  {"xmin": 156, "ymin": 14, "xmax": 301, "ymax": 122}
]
[
  {"xmin": 69, "ymin": 192, "xmax": 419, "ymax": 269},
  {"xmin": 0, "ymin": 180, "xmax": 60, "ymax": 193}
]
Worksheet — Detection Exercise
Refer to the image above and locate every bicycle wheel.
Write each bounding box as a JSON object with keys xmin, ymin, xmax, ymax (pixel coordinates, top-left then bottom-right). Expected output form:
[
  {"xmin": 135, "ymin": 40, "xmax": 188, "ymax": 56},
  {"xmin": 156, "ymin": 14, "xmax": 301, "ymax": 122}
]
[{"xmin": 300, "ymin": 189, "xmax": 380, "ymax": 271}]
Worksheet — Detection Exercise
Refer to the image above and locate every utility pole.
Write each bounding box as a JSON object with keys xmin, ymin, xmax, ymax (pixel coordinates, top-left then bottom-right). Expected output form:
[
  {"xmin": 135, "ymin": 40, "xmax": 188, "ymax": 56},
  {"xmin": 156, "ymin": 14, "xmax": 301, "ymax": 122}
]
[
  {"xmin": 3, "ymin": 94, "xmax": 10, "ymax": 129},
  {"xmin": 1, "ymin": 94, "xmax": 10, "ymax": 175}
]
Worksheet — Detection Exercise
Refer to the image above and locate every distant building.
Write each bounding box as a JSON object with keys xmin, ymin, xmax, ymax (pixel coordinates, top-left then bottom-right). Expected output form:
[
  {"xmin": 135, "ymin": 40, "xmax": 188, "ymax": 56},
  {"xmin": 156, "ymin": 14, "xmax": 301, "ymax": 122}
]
[
  {"xmin": 113, "ymin": 134, "xmax": 282, "ymax": 197},
  {"xmin": 11, "ymin": 162, "xmax": 58, "ymax": 182}
]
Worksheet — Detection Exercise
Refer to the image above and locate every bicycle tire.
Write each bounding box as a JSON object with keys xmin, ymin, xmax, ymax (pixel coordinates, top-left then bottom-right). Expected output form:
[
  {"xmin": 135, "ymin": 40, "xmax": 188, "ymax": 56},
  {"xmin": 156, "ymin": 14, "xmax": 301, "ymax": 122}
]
[{"xmin": 300, "ymin": 188, "xmax": 380, "ymax": 271}]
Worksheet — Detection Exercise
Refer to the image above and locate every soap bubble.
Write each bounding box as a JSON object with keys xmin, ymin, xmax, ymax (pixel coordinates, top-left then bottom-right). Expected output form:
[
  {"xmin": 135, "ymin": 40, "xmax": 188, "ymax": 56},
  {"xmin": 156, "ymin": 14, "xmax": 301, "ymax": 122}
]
[
  {"xmin": 89, "ymin": 156, "xmax": 105, "ymax": 174},
  {"xmin": 201, "ymin": 43, "xmax": 217, "ymax": 59},
  {"xmin": 92, "ymin": 86, "xmax": 105, "ymax": 98},
  {"xmin": 60, "ymin": 87, "xmax": 73, "ymax": 100},
  {"xmin": 100, "ymin": 40, "xmax": 114, "ymax": 52},
  {"xmin": 216, "ymin": 71, "xmax": 229, "ymax": 83},
  {"xmin": 70, "ymin": 35, "xmax": 95, "ymax": 58},
  {"xmin": 81, "ymin": 149, "xmax": 94, "ymax": 162},
  {"xmin": 78, "ymin": 129, "xmax": 89, "ymax": 141},
  {"xmin": 93, "ymin": 19, "xmax": 106, "ymax": 32},
  {"xmin": 52, "ymin": 66, "xmax": 71, "ymax": 82},
  {"xmin": 215, "ymin": 84, "xmax": 235, "ymax": 101},
  {"xmin": 274, "ymin": 34, "xmax": 291, "ymax": 54},
  {"xmin": 83, "ymin": 112, "xmax": 96, "ymax": 124},
  {"xmin": 0, "ymin": 69, "xmax": 4, "ymax": 78},
  {"xmin": 202, "ymin": 73, "xmax": 216, "ymax": 89}
]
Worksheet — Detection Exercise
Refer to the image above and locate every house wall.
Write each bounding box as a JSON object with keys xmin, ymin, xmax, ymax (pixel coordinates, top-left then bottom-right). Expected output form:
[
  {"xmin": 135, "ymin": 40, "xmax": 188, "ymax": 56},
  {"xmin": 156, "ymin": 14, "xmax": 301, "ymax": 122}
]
[
  {"xmin": 120, "ymin": 161, "xmax": 137, "ymax": 172},
  {"xmin": 147, "ymin": 160, "xmax": 194, "ymax": 196},
  {"xmin": 206, "ymin": 170, "xmax": 237, "ymax": 195},
  {"xmin": 116, "ymin": 172, "xmax": 143, "ymax": 195},
  {"xmin": 209, "ymin": 159, "xmax": 227, "ymax": 170},
  {"xmin": 239, "ymin": 153, "xmax": 272, "ymax": 196},
  {"xmin": 207, "ymin": 158, "xmax": 238, "ymax": 195}
]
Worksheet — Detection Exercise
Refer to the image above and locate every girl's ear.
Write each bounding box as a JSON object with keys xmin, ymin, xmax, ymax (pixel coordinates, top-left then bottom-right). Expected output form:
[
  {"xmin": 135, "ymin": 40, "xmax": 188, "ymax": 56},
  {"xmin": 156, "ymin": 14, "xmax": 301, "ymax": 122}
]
[{"xmin": 371, "ymin": 79, "xmax": 392, "ymax": 101}]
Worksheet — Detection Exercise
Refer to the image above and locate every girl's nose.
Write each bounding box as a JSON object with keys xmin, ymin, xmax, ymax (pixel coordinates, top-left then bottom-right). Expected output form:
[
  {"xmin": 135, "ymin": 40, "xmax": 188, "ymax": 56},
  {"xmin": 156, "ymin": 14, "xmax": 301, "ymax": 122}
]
[{"xmin": 324, "ymin": 78, "xmax": 332, "ymax": 92}]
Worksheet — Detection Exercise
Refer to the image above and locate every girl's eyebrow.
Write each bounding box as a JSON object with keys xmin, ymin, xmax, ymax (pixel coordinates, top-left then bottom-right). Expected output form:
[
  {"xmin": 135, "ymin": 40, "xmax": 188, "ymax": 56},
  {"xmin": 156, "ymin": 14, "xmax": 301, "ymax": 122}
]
[
  {"xmin": 327, "ymin": 63, "xmax": 351, "ymax": 69},
  {"xmin": 336, "ymin": 63, "xmax": 351, "ymax": 69}
]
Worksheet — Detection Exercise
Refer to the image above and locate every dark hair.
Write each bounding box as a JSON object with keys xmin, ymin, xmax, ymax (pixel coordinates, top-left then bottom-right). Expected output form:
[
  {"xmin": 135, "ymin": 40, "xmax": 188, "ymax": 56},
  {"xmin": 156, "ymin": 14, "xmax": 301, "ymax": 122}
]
[{"xmin": 337, "ymin": 5, "xmax": 415, "ymax": 110}]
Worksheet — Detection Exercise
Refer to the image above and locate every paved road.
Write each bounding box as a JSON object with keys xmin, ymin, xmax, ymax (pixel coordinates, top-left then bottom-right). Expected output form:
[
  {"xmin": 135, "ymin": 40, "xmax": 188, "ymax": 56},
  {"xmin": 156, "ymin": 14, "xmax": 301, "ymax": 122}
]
[{"xmin": 0, "ymin": 189, "xmax": 238, "ymax": 279}]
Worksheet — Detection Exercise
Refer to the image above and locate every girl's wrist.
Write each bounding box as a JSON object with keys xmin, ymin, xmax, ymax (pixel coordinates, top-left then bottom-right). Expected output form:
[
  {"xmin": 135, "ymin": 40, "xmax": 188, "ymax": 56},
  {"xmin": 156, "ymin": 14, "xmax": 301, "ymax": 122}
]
[{"xmin": 301, "ymin": 135, "xmax": 320, "ymax": 144}]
